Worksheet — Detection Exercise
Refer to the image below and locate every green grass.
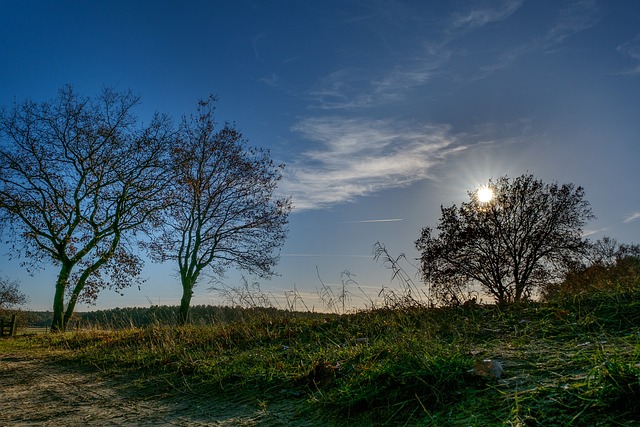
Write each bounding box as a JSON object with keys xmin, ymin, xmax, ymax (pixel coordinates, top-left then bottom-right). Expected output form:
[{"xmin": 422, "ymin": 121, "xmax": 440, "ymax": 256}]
[{"xmin": 2, "ymin": 293, "xmax": 640, "ymax": 426}]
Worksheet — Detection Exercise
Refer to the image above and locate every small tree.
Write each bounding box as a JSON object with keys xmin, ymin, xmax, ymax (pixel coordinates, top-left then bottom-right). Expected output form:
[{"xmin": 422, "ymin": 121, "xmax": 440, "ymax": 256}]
[
  {"xmin": 149, "ymin": 97, "xmax": 291, "ymax": 324},
  {"xmin": 416, "ymin": 174, "xmax": 594, "ymax": 305},
  {"xmin": 585, "ymin": 236, "xmax": 640, "ymax": 266},
  {"xmin": 0, "ymin": 277, "xmax": 28, "ymax": 310},
  {"xmin": 0, "ymin": 86, "xmax": 172, "ymax": 331}
]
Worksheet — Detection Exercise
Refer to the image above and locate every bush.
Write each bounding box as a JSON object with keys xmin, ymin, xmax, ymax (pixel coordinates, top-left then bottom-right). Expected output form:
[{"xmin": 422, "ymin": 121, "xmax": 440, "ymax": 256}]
[{"xmin": 543, "ymin": 256, "xmax": 640, "ymax": 302}]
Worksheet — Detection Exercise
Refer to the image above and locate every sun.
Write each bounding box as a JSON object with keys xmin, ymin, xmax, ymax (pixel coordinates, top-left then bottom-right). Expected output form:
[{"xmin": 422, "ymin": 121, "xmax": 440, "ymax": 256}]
[{"xmin": 477, "ymin": 186, "xmax": 494, "ymax": 203}]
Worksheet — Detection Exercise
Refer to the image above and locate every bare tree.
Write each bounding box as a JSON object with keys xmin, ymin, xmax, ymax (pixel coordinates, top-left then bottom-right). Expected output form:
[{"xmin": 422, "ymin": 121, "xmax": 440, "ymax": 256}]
[
  {"xmin": 148, "ymin": 97, "xmax": 291, "ymax": 324},
  {"xmin": 0, "ymin": 277, "xmax": 28, "ymax": 310},
  {"xmin": 0, "ymin": 85, "xmax": 172, "ymax": 331},
  {"xmin": 586, "ymin": 236, "xmax": 640, "ymax": 266},
  {"xmin": 416, "ymin": 174, "xmax": 594, "ymax": 305}
]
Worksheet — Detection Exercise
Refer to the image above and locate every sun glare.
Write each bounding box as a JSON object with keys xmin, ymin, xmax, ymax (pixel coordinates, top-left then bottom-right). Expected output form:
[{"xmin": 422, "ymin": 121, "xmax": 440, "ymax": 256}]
[{"xmin": 477, "ymin": 186, "xmax": 494, "ymax": 203}]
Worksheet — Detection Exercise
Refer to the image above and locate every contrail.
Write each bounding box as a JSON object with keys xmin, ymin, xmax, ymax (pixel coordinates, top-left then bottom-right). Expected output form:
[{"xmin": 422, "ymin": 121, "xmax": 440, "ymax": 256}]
[
  {"xmin": 341, "ymin": 218, "xmax": 403, "ymax": 223},
  {"xmin": 281, "ymin": 253, "xmax": 372, "ymax": 258}
]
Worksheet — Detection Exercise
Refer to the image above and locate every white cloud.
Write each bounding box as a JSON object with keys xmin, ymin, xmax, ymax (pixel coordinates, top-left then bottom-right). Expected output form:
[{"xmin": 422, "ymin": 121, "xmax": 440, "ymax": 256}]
[
  {"xmin": 280, "ymin": 118, "xmax": 465, "ymax": 210},
  {"xmin": 624, "ymin": 212, "xmax": 640, "ymax": 223}
]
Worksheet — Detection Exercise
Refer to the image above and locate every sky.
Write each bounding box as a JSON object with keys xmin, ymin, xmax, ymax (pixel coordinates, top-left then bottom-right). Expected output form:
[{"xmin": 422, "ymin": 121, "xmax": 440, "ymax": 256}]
[{"xmin": 1, "ymin": 0, "xmax": 640, "ymax": 312}]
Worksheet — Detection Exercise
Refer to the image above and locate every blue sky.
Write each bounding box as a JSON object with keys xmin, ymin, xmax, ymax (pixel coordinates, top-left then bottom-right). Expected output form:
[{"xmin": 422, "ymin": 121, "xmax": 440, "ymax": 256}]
[{"xmin": 1, "ymin": 0, "xmax": 640, "ymax": 311}]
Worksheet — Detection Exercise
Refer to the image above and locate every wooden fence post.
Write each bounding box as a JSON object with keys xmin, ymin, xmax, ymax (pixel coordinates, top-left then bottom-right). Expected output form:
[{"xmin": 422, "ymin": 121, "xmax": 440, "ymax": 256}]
[{"xmin": 10, "ymin": 314, "xmax": 17, "ymax": 337}]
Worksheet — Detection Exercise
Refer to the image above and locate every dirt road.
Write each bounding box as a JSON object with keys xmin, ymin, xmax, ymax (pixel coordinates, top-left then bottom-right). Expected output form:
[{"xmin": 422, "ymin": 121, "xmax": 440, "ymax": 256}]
[{"xmin": 0, "ymin": 353, "xmax": 309, "ymax": 426}]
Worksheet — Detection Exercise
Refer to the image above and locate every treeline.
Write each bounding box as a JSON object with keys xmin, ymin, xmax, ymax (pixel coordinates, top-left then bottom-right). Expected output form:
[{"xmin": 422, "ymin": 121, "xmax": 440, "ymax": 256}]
[{"xmin": 6, "ymin": 305, "xmax": 328, "ymax": 330}]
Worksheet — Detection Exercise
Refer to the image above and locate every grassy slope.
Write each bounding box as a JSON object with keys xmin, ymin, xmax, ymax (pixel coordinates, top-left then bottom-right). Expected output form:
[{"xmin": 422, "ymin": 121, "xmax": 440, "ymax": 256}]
[{"xmin": 1, "ymin": 292, "xmax": 639, "ymax": 426}]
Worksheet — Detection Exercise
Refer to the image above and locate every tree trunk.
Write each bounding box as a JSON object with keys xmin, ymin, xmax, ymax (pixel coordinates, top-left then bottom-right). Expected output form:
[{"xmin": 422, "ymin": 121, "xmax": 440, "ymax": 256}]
[
  {"xmin": 63, "ymin": 250, "xmax": 114, "ymax": 330},
  {"xmin": 178, "ymin": 281, "xmax": 194, "ymax": 325},
  {"xmin": 63, "ymin": 280, "xmax": 85, "ymax": 331},
  {"xmin": 51, "ymin": 262, "xmax": 73, "ymax": 332}
]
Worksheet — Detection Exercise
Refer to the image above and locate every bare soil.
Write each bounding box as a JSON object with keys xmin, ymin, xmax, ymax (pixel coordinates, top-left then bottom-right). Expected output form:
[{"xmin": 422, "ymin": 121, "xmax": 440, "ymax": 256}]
[{"xmin": 0, "ymin": 353, "xmax": 312, "ymax": 426}]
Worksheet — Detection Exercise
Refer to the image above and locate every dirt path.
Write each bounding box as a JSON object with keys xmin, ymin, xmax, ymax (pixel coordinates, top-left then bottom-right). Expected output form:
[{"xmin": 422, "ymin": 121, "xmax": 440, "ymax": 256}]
[{"xmin": 0, "ymin": 353, "xmax": 311, "ymax": 426}]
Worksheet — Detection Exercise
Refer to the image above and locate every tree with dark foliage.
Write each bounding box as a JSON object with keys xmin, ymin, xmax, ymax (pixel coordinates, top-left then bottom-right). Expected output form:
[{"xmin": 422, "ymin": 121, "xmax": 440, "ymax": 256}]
[
  {"xmin": 148, "ymin": 97, "xmax": 291, "ymax": 324},
  {"xmin": 0, "ymin": 86, "xmax": 172, "ymax": 331},
  {"xmin": 416, "ymin": 174, "xmax": 594, "ymax": 305}
]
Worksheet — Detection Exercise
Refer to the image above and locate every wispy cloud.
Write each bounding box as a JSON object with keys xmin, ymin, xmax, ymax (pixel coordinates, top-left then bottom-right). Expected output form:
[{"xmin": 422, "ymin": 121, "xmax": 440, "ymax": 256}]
[
  {"xmin": 278, "ymin": 2, "xmax": 594, "ymax": 213},
  {"xmin": 308, "ymin": 0, "xmax": 599, "ymax": 108},
  {"xmin": 259, "ymin": 72, "xmax": 279, "ymax": 87},
  {"xmin": 307, "ymin": 63, "xmax": 436, "ymax": 110},
  {"xmin": 624, "ymin": 212, "xmax": 640, "ymax": 223},
  {"xmin": 280, "ymin": 118, "xmax": 465, "ymax": 210},
  {"xmin": 252, "ymin": 33, "xmax": 269, "ymax": 63},
  {"xmin": 617, "ymin": 34, "xmax": 640, "ymax": 76},
  {"xmin": 468, "ymin": 0, "xmax": 599, "ymax": 80},
  {"xmin": 448, "ymin": 0, "xmax": 524, "ymax": 34},
  {"xmin": 306, "ymin": 69, "xmax": 374, "ymax": 110},
  {"xmin": 542, "ymin": 0, "xmax": 599, "ymax": 45}
]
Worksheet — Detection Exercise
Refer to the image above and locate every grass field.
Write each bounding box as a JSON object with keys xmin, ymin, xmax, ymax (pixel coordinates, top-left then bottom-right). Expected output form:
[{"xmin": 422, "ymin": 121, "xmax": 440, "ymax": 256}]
[
  {"xmin": 2, "ymin": 290, "xmax": 639, "ymax": 426},
  {"xmin": 16, "ymin": 326, "xmax": 50, "ymax": 335}
]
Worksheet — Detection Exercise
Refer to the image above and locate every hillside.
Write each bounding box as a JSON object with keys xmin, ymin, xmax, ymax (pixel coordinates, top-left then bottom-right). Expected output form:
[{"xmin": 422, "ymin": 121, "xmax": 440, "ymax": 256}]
[{"xmin": 1, "ymin": 291, "xmax": 639, "ymax": 426}]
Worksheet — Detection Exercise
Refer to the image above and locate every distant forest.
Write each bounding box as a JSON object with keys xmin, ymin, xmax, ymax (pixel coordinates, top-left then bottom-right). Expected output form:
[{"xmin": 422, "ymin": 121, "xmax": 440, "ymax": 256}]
[{"xmin": 2, "ymin": 305, "xmax": 326, "ymax": 329}]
